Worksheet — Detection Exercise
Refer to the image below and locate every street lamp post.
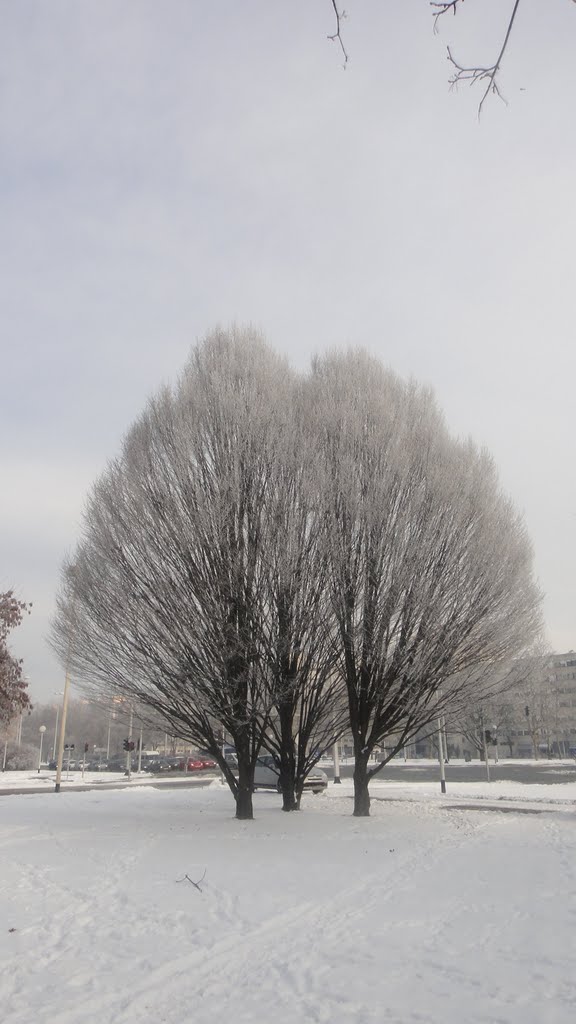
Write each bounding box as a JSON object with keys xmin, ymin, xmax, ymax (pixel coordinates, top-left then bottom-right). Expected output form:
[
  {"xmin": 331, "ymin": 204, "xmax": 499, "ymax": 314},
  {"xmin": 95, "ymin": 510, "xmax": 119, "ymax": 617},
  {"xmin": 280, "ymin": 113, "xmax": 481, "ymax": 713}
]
[{"xmin": 38, "ymin": 725, "xmax": 47, "ymax": 773}]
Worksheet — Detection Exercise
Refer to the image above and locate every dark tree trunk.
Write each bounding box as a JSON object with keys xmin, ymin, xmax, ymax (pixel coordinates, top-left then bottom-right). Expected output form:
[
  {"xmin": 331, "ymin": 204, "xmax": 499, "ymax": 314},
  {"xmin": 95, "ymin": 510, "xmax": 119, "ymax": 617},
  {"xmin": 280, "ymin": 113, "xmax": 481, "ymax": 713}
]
[
  {"xmin": 353, "ymin": 749, "xmax": 371, "ymax": 816},
  {"xmin": 235, "ymin": 783, "xmax": 254, "ymax": 820},
  {"xmin": 279, "ymin": 699, "xmax": 298, "ymax": 812},
  {"xmin": 234, "ymin": 730, "xmax": 254, "ymax": 820},
  {"xmin": 281, "ymin": 781, "xmax": 298, "ymax": 812}
]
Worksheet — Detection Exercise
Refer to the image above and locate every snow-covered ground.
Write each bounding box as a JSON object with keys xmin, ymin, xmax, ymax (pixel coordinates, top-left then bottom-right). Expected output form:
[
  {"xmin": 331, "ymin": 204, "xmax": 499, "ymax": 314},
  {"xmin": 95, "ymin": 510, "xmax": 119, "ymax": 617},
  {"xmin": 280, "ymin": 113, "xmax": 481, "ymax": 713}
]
[
  {"xmin": 1, "ymin": 778, "xmax": 575, "ymax": 1024},
  {"xmin": 0, "ymin": 768, "xmax": 214, "ymax": 790}
]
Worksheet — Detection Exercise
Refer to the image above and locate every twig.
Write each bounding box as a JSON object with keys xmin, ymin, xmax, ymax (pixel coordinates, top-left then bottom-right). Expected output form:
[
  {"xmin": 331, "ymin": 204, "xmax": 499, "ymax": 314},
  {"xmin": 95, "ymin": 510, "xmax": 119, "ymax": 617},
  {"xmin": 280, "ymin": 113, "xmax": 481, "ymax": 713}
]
[
  {"xmin": 176, "ymin": 869, "xmax": 206, "ymax": 892},
  {"xmin": 443, "ymin": 0, "xmax": 522, "ymax": 117},
  {"xmin": 431, "ymin": 1, "xmax": 466, "ymax": 35},
  {"xmin": 328, "ymin": 0, "xmax": 348, "ymax": 68}
]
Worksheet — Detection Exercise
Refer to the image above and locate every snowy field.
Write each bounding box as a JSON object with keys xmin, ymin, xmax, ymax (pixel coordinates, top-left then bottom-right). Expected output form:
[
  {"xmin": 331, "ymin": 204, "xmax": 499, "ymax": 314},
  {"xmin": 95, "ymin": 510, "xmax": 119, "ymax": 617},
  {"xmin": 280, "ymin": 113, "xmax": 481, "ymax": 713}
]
[{"xmin": 1, "ymin": 779, "xmax": 575, "ymax": 1024}]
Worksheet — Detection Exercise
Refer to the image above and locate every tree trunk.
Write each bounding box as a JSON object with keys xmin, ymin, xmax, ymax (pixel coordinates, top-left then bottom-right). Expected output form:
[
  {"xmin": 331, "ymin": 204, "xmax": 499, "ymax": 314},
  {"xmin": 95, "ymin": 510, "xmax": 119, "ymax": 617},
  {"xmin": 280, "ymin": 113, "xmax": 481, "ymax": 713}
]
[
  {"xmin": 234, "ymin": 733, "xmax": 254, "ymax": 820},
  {"xmin": 281, "ymin": 781, "xmax": 298, "ymax": 812},
  {"xmin": 279, "ymin": 700, "xmax": 298, "ymax": 812},
  {"xmin": 353, "ymin": 750, "xmax": 371, "ymax": 816},
  {"xmin": 235, "ymin": 783, "xmax": 253, "ymax": 820}
]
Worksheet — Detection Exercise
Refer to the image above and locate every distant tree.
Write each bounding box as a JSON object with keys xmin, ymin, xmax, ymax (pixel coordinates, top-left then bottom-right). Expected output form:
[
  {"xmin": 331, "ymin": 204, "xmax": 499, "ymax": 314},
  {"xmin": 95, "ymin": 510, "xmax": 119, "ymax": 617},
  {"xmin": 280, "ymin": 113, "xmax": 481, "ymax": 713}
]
[
  {"xmin": 306, "ymin": 351, "xmax": 542, "ymax": 815},
  {"xmin": 4, "ymin": 741, "xmax": 37, "ymax": 771},
  {"xmin": 0, "ymin": 591, "xmax": 32, "ymax": 727}
]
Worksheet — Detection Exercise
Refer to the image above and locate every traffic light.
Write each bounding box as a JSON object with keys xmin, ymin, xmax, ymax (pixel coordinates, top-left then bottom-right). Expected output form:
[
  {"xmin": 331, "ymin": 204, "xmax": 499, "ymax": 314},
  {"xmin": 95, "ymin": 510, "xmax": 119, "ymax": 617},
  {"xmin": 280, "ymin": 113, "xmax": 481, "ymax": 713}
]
[
  {"xmin": 84, "ymin": 742, "xmax": 89, "ymax": 753},
  {"xmin": 123, "ymin": 738, "xmax": 130, "ymax": 751},
  {"xmin": 129, "ymin": 741, "xmax": 135, "ymax": 751}
]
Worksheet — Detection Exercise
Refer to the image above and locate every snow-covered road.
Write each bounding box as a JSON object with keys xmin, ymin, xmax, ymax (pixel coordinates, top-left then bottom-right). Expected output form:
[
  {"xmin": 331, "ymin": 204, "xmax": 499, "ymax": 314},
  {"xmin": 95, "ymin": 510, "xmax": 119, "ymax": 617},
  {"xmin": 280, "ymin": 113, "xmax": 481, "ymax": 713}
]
[{"xmin": 1, "ymin": 780, "xmax": 575, "ymax": 1024}]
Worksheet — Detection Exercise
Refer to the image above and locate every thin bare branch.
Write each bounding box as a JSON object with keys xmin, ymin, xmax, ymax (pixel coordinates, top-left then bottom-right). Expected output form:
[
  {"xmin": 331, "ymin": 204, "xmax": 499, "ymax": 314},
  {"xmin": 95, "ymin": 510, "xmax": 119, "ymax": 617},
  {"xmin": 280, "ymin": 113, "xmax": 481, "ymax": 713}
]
[
  {"xmin": 176, "ymin": 870, "xmax": 206, "ymax": 892},
  {"xmin": 431, "ymin": 1, "xmax": 467, "ymax": 35},
  {"xmin": 443, "ymin": 0, "xmax": 522, "ymax": 116},
  {"xmin": 327, "ymin": 0, "xmax": 348, "ymax": 67}
]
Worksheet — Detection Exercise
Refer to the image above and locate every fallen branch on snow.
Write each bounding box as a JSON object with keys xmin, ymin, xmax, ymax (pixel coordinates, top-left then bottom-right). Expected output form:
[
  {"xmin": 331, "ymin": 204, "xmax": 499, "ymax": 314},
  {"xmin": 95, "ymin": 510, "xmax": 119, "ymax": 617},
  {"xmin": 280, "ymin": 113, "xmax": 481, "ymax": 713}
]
[{"xmin": 176, "ymin": 869, "xmax": 207, "ymax": 892}]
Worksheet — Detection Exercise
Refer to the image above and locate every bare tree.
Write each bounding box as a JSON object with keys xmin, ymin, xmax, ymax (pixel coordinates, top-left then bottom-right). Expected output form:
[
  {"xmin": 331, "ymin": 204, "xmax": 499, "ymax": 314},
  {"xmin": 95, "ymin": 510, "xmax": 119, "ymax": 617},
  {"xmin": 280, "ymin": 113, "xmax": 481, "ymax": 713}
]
[
  {"xmin": 255, "ymin": 382, "xmax": 348, "ymax": 809},
  {"xmin": 52, "ymin": 329, "xmax": 293, "ymax": 819},
  {"xmin": 306, "ymin": 351, "xmax": 542, "ymax": 815}
]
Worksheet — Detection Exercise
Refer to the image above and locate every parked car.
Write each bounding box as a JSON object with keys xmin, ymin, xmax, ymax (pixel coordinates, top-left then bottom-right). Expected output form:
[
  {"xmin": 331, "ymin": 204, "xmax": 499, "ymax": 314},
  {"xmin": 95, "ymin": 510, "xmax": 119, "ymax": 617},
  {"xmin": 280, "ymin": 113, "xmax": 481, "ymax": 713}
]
[
  {"xmin": 252, "ymin": 755, "xmax": 328, "ymax": 794},
  {"xmin": 179, "ymin": 757, "xmax": 218, "ymax": 771},
  {"xmin": 144, "ymin": 755, "xmax": 182, "ymax": 773}
]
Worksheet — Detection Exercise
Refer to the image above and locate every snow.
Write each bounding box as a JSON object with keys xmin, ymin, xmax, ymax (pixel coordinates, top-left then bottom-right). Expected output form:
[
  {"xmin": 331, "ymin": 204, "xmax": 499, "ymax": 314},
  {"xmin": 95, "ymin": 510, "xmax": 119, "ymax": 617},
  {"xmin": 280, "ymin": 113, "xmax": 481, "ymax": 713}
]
[{"xmin": 1, "ymin": 778, "xmax": 575, "ymax": 1024}]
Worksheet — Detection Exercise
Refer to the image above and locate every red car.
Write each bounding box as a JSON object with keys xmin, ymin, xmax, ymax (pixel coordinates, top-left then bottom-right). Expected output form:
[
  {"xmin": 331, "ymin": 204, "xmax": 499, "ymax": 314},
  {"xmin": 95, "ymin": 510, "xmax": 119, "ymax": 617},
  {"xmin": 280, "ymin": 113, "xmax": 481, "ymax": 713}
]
[{"xmin": 179, "ymin": 757, "xmax": 217, "ymax": 771}]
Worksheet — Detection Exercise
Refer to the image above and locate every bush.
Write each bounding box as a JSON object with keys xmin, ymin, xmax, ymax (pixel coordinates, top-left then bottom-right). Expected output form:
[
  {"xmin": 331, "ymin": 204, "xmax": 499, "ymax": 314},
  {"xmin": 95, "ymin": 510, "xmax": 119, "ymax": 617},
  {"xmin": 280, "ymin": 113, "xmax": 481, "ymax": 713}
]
[{"xmin": 4, "ymin": 742, "xmax": 38, "ymax": 770}]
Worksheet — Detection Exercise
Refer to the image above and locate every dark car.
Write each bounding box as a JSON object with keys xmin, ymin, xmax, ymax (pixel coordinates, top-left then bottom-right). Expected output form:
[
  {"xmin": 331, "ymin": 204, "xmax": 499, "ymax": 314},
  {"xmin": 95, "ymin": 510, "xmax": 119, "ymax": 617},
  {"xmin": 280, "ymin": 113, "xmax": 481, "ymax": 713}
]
[{"xmin": 145, "ymin": 756, "xmax": 181, "ymax": 773}]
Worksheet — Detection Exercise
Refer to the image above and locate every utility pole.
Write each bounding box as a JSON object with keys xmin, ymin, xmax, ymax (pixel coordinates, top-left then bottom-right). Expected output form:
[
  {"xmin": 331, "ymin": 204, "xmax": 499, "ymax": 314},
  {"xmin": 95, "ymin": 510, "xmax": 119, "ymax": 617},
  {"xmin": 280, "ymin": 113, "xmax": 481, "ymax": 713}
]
[{"xmin": 55, "ymin": 666, "xmax": 72, "ymax": 792}]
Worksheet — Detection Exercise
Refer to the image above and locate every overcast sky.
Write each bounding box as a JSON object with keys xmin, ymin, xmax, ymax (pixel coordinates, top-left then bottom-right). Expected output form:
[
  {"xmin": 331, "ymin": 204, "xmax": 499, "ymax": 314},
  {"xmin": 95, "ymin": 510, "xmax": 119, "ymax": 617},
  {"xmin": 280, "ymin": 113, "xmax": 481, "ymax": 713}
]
[{"xmin": 2, "ymin": 0, "xmax": 575, "ymax": 706}]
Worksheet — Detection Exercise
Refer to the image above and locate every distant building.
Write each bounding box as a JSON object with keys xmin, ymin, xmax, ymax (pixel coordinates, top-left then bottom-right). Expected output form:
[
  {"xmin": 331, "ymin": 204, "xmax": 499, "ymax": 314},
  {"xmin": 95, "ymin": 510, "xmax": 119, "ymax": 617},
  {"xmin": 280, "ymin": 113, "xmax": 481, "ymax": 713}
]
[{"xmin": 550, "ymin": 651, "xmax": 576, "ymax": 754}]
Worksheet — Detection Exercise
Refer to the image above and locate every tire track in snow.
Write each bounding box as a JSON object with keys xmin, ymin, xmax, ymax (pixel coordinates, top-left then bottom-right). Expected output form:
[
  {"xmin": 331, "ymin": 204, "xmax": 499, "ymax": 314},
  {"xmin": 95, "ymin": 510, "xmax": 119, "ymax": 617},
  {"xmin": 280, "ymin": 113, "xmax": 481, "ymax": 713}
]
[{"xmin": 51, "ymin": 806, "xmax": 478, "ymax": 1024}]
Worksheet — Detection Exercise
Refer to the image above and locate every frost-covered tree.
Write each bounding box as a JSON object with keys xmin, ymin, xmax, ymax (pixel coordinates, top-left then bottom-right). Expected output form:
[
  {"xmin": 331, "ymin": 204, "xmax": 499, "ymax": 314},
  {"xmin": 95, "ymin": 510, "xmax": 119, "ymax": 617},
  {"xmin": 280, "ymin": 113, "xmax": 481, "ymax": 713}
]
[
  {"xmin": 52, "ymin": 329, "xmax": 291, "ymax": 819},
  {"xmin": 52, "ymin": 331, "xmax": 542, "ymax": 820},
  {"xmin": 255, "ymin": 384, "xmax": 347, "ymax": 810},
  {"xmin": 52, "ymin": 329, "xmax": 346, "ymax": 819},
  {"xmin": 306, "ymin": 351, "xmax": 542, "ymax": 815}
]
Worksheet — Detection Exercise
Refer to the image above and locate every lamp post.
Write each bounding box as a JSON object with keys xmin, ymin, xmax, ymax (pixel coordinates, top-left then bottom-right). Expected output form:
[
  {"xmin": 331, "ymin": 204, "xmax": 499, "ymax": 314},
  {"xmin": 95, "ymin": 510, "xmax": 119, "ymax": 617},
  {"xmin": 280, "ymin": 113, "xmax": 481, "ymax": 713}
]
[
  {"xmin": 492, "ymin": 723, "xmax": 499, "ymax": 764},
  {"xmin": 38, "ymin": 725, "xmax": 47, "ymax": 773}
]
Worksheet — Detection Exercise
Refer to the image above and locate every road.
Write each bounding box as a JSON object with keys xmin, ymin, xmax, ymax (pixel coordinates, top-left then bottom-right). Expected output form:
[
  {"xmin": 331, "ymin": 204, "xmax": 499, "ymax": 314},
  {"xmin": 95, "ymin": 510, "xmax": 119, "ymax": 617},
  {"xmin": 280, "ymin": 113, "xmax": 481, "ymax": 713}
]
[
  {"xmin": 2, "ymin": 760, "xmax": 575, "ymax": 796},
  {"xmin": 323, "ymin": 759, "xmax": 576, "ymax": 786}
]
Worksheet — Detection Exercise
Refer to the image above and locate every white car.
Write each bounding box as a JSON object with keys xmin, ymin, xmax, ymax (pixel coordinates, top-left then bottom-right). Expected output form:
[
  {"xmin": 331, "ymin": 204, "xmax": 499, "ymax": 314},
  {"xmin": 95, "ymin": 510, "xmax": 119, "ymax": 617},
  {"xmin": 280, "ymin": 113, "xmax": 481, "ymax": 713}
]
[{"xmin": 253, "ymin": 755, "xmax": 328, "ymax": 794}]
